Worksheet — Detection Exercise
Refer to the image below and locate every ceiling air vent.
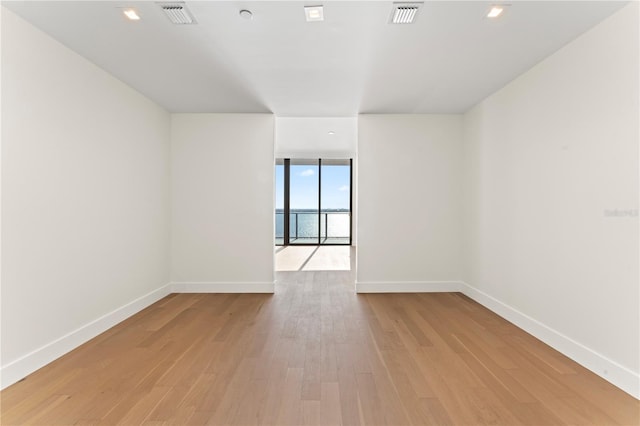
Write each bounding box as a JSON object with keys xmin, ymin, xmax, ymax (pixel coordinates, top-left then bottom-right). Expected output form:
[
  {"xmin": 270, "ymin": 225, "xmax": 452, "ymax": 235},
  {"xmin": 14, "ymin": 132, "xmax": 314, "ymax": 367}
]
[
  {"xmin": 159, "ymin": 3, "xmax": 196, "ymax": 24},
  {"xmin": 390, "ymin": 3, "xmax": 422, "ymax": 24}
]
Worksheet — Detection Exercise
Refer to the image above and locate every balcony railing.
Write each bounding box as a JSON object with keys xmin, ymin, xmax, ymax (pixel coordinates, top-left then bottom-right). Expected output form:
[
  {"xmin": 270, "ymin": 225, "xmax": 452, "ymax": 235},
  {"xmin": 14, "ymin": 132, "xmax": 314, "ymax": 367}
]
[{"xmin": 275, "ymin": 211, "xmax": 350, "ymax": 245}]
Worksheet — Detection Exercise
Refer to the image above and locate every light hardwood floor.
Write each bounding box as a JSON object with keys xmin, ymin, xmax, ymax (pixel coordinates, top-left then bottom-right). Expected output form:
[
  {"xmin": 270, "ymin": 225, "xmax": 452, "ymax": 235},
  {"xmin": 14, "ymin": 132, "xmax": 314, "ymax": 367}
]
[{"xmin": 1, "ymin": 270, "xmax": 638, "ymax": 425}]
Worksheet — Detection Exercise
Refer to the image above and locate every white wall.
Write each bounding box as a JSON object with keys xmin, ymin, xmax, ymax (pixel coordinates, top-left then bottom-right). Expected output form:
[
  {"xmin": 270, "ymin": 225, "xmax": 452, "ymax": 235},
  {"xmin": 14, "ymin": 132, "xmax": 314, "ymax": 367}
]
[
  {"xmin": 1, "ymin": 9, "xmax": 171, "ymax": 388},
  {"xmin": 275, "ymin": 117, "xmax": 357, "ymax": 159},
  {"xmin": 357, "ymin": 115, "xmax": 463, "ymax": 291},
  {"xmin": 462, "ymin": 3, "xmax": 639, "ymax": 397},
  {"xmin": 171, "ymin": 114, "xmax": 275, "ymax": 292}
]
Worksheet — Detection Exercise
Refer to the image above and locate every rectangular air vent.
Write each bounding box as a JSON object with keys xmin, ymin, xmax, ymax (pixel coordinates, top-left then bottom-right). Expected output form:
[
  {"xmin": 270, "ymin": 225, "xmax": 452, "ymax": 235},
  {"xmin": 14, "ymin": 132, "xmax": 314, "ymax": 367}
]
[
  {"xmin": 390, "ymin": 3, "xmax": 422, "ymax": 24},
  {"xmin": 159, "ymin": 3, "xmax": 196, "ymax": 24}
]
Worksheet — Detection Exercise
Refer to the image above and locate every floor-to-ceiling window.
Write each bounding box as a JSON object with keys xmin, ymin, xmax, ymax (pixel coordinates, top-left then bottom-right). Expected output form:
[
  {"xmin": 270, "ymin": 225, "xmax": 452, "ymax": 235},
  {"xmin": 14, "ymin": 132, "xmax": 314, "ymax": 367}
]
[
  {"xmin": 320, "ymin": 159, "xmax": 351, "ymax": 244},
  {"xmin": 275, "ymin": 158, "xmax": 352, "ymax": 246},
  {"xmin": 289, "ymin": 160, "xmax": 320, "ymax": 244}
]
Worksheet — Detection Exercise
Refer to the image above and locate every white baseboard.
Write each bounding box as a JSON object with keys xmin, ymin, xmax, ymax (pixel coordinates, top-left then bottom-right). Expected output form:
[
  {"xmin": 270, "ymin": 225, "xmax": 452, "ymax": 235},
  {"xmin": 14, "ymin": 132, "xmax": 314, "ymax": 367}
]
[
  {"xmin": 171, "ymin": 281, "xmax": 275, "ymax": 293},
  {"xmin": 0, "ymin": 283, "xmax": 171, "ymax": 390},
  {"xmin": 3, "ymin": 277, "xmax": 636, "ymax": 399},
  {"xmin": 355, "ymin": 281, "xmax": 463, "ymax": 293},
  {"xmin": 354, "ymin": 278, "xmax": 638, "ymax": 399},
  {"xmin": 460, "ymin": 281, "xmax": 640, "ymax": 400}
]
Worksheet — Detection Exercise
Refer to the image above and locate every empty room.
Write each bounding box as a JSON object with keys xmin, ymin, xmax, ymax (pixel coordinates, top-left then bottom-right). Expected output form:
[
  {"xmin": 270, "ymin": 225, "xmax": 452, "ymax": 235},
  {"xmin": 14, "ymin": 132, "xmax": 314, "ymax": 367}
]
[{"xmin": 1, "ymin": 1, "xmax": 638, "ymax": 425}]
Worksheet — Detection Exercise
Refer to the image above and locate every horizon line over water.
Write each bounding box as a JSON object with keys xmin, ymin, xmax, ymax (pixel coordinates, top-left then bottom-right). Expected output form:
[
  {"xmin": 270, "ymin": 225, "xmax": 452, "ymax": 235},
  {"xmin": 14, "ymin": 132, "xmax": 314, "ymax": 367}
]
[
  {"xmin": 276, "ymin": 208, "xmax": 350, "ymax": 212},
  {"xmin": 275, "ymin": 210, "xmax": 350, "ymax": 240}
]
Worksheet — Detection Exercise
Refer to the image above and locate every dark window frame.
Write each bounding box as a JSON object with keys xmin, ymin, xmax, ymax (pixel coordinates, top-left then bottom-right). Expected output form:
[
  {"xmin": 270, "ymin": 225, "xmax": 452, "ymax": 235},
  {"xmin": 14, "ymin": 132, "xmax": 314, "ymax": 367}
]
[{"xmin": 276, "ymin": 158, "xmax": 352, "ymax": 246}]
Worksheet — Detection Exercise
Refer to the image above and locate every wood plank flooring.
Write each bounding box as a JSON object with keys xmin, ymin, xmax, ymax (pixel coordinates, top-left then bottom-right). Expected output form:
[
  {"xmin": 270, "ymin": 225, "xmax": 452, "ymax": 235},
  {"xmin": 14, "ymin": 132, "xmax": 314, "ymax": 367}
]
[{"xmin": 1, "ymin": 270, "xmax": 638, "ymax": 425}]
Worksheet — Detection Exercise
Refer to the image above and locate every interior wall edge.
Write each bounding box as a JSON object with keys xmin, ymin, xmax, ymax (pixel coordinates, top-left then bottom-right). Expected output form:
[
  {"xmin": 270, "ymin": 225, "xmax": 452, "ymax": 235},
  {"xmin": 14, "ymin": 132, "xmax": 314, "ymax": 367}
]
[
  {"xmin": 0, "ymin": 282, "xmax": 172, "ymax": 391},
  {"xmin": 461, "ymin": 280, "xmax": 640, "ymax": 400},
  {"xmin": 353, "ymin": 277, "xmax": 638, "ymax": 399}
]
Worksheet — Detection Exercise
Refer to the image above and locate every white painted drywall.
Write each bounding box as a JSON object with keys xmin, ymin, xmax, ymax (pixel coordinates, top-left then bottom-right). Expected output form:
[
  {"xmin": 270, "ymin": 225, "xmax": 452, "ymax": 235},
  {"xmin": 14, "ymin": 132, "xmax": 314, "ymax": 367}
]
[
  {"xmin": 171, "ymin": 114, "xmax": 275, "ymax": 289},
  {"xmin": 1, "ymin": 8, "xmax": 171, "ymax": 385},
  {"xmin": 357, "ymin": 115, "xmax": 463, "ymax": 285},
  {"xmin": 275, "ymin": 117, "xmax": 357, "ymax": 159},
  {"xmin": 462, "ymin": 3, "xmax": 639, "ymax": 395}
]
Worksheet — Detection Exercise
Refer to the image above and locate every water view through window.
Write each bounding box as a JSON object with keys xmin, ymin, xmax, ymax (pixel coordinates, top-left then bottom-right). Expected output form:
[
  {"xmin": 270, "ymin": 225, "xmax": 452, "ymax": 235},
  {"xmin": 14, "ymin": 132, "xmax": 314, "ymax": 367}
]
[{"xmin": 275, "ymin": 159, "xmax": 351, "ymax": 245}]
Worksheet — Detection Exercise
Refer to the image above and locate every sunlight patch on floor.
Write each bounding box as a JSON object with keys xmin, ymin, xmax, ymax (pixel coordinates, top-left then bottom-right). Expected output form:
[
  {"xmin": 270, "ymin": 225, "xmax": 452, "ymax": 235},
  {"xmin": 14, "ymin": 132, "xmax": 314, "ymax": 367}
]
[{"xmin": 275, "ymin": 246, "xmax": 352, "ymax": 271}]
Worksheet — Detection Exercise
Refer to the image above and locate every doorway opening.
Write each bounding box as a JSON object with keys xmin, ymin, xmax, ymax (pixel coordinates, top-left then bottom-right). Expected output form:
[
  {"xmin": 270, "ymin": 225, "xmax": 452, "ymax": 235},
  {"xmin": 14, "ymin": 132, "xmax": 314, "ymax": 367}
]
[{"xmin": 275, "ymin": 158, "xmax": 353, "ymax": 272}]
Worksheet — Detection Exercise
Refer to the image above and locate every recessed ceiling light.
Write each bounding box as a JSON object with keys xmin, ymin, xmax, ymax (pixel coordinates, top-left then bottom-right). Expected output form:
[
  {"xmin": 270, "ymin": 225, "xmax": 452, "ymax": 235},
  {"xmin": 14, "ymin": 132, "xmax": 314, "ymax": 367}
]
[
  {"xmin": 487, "ymin": 5, "xmax": 506, "ymax": 18},
  {"xmin": 328, "ymin": 131, "xmax": 336, "ymax": 135},
  {"xmin": 304, "ymin": 6, "xmax": 324, "ymax": 22},
  {"xmin": 123, "ymin": 9, "xmax": 141, "ymax": 21},
  {"xmin": 239, "ymin": 9, "xmax": 253, "ymax": 20}
]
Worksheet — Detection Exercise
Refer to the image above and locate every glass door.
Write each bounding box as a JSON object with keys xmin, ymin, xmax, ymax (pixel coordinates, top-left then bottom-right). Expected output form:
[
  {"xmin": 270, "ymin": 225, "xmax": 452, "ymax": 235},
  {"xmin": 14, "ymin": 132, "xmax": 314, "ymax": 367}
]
[
  {"xmin": 289, "ymin": 159, "xmax": 319, "ymax": 245},
  {"xmin": 275, "ymin": 158, "xmax": 351, "ymax": 246},
  {"xmin": 320, "ymin": 159, "xmax": 351, "ymax": 245}
]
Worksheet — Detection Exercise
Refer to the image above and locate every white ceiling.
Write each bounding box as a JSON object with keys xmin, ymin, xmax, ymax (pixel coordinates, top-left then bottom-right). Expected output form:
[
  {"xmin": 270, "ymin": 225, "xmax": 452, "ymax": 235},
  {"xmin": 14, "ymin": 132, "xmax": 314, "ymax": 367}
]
[{"xmin": 2, "ymin": 1, "xmax": 628, "ymax": 116}]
